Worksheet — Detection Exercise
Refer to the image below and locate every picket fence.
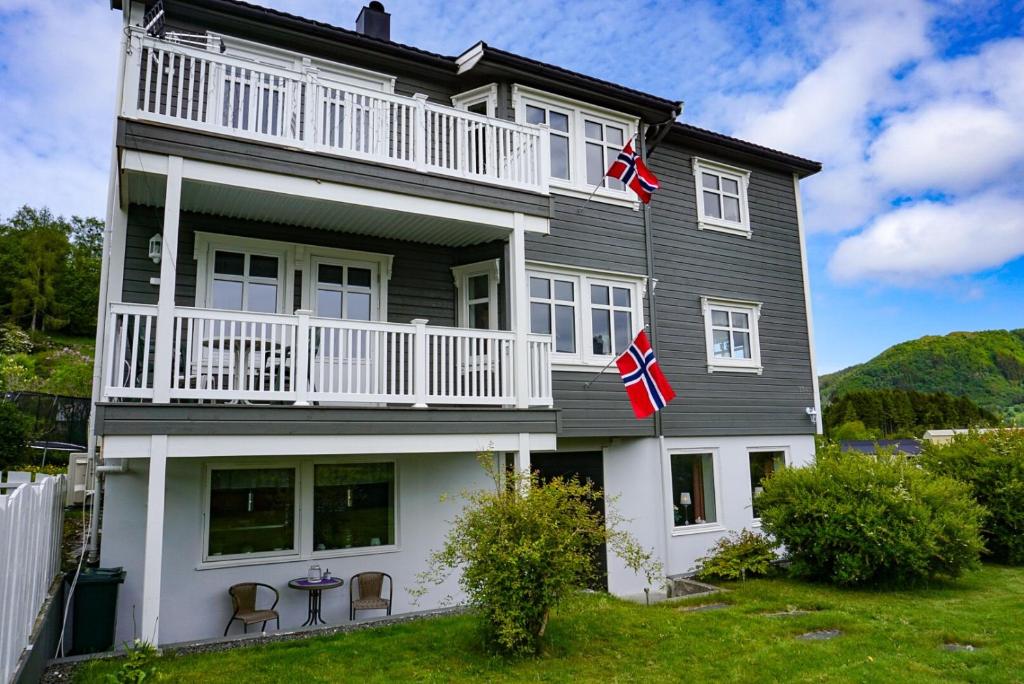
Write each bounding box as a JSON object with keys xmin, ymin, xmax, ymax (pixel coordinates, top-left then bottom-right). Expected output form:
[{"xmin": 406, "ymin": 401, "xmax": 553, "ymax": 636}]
[{"xmin": 0, "ymin": 473, "xmax": 66, "ymax": 684}]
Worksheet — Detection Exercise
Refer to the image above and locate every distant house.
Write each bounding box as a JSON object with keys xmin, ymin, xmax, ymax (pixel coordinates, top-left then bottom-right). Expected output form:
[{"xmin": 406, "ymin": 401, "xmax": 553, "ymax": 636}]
[
  {"xmin": 840, "ymin": 439, "xmax": 922, "ymax": 456},
  {"xmin": 923, "ymin": 428, "xmax": 1022, "ymax": 445}
]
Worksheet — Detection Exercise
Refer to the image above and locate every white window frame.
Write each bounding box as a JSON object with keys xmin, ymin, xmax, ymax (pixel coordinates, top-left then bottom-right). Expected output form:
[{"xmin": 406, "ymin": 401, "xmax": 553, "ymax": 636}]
[
  {"xmin": 308, "ymin": 256, "xmax": 381, "ymax": 322},
  {"xmin": 747, "ymin": 446, "xmax": 789, "ymax": 526},
  {"xmin": 527, "ymin": 262, "xmax": 646, "ymax": 370},
  {"xmin": 662, "ymin": 447, "xmax": 725, "ymax": 537},
  {"xmin": 201, "ymin": 463, "xmax": 302, "ymax": 564},
  {"xmin": 200, "ymin": 456, "xmax": 400, "ymax": 570},
  {"xmin": 512, "ymin": 85, "xmax": 639, "ymax": 207},
  {"xmin": 693, "ymin": 157, "xmax": 752, "ymax": 237},
  {"xmin": 701, "ymin": 296, "xmax": 763, "ymax": 374},
  {"xmin": 451, "ymin": 259, "xmax": 501, "ymax": 330},
  {"xmin": 194, "ymin": 232, "xmax": 393, "ymax": 319},
  {"xmin": 451, "ymin": 84, "xmax": 498, "ymax": 117}
]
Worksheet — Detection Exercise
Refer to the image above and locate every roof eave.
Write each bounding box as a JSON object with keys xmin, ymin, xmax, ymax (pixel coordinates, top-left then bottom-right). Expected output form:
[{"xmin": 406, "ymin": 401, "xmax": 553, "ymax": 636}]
[{"xmin": 670, "ymin": 124, "xmax": 822, "ymax": 178}]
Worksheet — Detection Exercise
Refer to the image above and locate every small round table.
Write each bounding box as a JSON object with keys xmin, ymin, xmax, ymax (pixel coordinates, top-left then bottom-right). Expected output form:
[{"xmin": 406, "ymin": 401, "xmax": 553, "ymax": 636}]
[{"xmin": 288, "ymin": 577, "xmax": 344, "ymax": 626}]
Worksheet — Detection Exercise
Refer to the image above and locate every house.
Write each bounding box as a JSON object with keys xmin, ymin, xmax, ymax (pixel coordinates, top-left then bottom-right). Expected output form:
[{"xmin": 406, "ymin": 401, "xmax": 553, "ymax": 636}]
[
  {"xmin": 840, "ymin": 439, "xmax": 923, "ymax": 456},
  {"xmin": 922, "ymin": 428, "xmax": 1021, "ymax": 445},
  {"xmin": 87, "ymin": 0, "xmax": 822, "ymax": 646}
]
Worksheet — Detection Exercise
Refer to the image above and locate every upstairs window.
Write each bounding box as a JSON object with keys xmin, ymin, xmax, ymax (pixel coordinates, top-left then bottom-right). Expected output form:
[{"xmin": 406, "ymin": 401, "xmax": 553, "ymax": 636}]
[
  {"xmin": 692, "ymin": 157, "xmax": 751, "ymax": 237},
  {"xmin": 525, "ymin": 104, "xmax": 572, "ymax": 180},
  {"xmin": 701, "ymin": 297, "xmax": 762, "ymax": 374},
  {"xmin": 584, "ymin": 120, "xmax": 626, "ymax": 190},
  {"xmin": 211, "ymin": 250, "xmax": 282, "ymax": 313},
  {"xmin": 530, "ymin": 274, "xmax": 577, "ymax": 354}
]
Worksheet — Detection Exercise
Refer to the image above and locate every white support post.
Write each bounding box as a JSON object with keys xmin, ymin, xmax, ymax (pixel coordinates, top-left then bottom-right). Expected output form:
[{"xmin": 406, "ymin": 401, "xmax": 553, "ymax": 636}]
[
  {"xmin": 514, "ymin": 432, "xmax": 531, "ymax": 481},
  {"xmin": 412, "ymin": 318, "xmax": 429, "ymax": 407},
  {"xmin": 412, "ymin": 94, "xmax": 428, "ymax": 173},
  {"xmin": 537, "ymin": 123, "xmax": 551, "ymax": 194},
  {"xmin": 300, "ymin": 60, "xmax": 319, "ymax": 152},
  {"xmin": 294, "ymin": 309, "xmax": 311, "ymax": 405},
  {"xmin": 141, "ymin": 435, "xmax": 168, "ymax": 645},
  {"xmin": 121, "ymin": 29, "xmax": 143, "ymax": 118},
  {"xmin": 509, "ymin": 214, "xmax": 530, "ymax": 408},
  {"xmin": 151, "ymin": 156, "xmax": 182, "ymax": 403}
]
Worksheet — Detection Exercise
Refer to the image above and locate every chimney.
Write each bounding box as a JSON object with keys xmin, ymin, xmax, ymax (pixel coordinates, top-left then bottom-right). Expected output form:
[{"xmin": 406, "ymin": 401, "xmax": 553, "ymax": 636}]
[{"xmin": 356, "ymin": 2, "xmax": 390, "ymax": 41}]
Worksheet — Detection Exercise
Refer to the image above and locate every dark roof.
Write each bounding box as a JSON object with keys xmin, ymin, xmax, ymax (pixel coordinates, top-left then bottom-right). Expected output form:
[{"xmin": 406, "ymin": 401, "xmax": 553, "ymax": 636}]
[
  {"xmin": 840, "ymin": 440, "xmax": 923, "ymax": 456},
  {"xmin": 465, "ymin": 43, "xmax": 682, "ymax": 114},
  {"xmin": 671, "ymin": 123, "xmax": 822, "ymax": 177}
]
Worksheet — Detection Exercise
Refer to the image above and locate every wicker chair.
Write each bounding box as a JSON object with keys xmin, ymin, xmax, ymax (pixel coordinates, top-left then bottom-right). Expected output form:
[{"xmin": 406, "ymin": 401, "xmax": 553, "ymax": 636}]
[
  {"xmin": 224, "ymin": 583, "xmax": 280, "ymax": 635},
  {"xmin": 349, "ymin": 572, "xmax": 393, "ymax": 621}
]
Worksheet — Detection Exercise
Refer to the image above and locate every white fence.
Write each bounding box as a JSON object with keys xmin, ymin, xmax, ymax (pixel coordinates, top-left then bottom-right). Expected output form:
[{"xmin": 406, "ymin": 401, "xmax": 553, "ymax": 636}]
[
  {"xmin": 123, "ymin": 31, "xmax": 550, "ymax": 193},
  {"xmin": 0, "ymin": 473, "xmax": 66, "ymax": 684},
  {"xmin": 103, "ymin": 304, "xmax": 555, "ymax": 407}
]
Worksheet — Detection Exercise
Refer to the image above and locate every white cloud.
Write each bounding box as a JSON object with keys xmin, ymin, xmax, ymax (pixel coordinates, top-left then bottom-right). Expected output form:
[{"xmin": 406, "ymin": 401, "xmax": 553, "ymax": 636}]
[
  {"xmin": 828, "ymin": 192, "xmax": 1024, "ymax": 285},
  {"xmin": 869, "ymin": 103, "xmax": 1024, "ymax": 192}
]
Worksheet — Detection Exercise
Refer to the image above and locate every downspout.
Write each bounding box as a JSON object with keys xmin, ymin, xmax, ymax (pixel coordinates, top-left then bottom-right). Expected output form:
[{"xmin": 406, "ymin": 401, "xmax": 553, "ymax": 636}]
[{"xmin": 86, "ymin": 2, "xmax": 134, "ymax": 564}]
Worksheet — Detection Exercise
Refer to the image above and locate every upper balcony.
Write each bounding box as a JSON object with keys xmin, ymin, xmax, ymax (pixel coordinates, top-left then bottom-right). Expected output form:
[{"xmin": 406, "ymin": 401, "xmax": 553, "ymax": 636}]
[{"xmin": 120, "ymin": 29, "xmax": 550, "ymax": 195}]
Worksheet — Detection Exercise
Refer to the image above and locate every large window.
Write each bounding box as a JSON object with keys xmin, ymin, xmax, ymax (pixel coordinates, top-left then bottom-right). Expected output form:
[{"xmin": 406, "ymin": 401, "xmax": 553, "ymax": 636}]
[
  {"xmin": 701, "ymin": 297, "xmax": 762, "ymax": 374},
  {"xmin": 529, "ymin": 266, "xmax": 645, "ymax": 367},
  {"xmin": 312, "ymin": 260, "xmax": 375, "ymax": 322},
  {"xmin": 749, "ymin": 450, "xmax": 785, "ymax": 519},
  {"xmin": 210, "ymin": 250, "xmax": 282, "ymax": 313},
  {"xmin": 669, "ymin": 452, "xmax": 717, "ymax": 527},
  {"xmin": 313, "ymin": 463, "xmax": 395, "ymax": 551},
  {"xmin": 207, "ymin": 467, "xmax": 297, "ymax": 559},
  {"xmin": 693, "ymin": 157, "xmax": 751, "ymax": 237},
  {"xmin": 514, "ymin": 85, "xmax": 638, "ymax": 202}
]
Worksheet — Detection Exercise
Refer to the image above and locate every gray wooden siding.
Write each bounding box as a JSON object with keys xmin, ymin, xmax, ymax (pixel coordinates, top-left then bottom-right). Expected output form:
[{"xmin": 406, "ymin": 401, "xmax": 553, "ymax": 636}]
[
  {"xmin": 647, "ymin": 142, "xmax": 816, "ymax": 437},
  {"xmin": 94, "ymin": 403, "xmax": 558, "ymax": 436},
  {"xmin": 122, "ymin": 206, "xmax": 466, "ymax": 327}
]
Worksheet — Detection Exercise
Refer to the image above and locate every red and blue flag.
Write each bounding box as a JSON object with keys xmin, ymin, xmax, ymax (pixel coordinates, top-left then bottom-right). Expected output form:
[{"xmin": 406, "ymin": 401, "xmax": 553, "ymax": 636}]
[
  {"xmin": 606, "ymin": 141, "xmax": 660, "ymax": 204},
  {"xmin": 615, "ymin": 330, "xmax": 676, "ymax": 419}
]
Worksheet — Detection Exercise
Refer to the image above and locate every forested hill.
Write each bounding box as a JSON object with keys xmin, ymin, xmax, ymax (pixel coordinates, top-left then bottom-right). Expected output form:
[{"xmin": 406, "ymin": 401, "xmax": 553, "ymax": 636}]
[{"xmin": 821, "ymin": 329, "xmax": 1024, "ymax": 420}]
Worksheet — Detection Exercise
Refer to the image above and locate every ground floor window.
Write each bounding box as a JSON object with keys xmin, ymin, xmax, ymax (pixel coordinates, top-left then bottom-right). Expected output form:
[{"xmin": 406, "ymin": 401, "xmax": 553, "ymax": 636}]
[
  {"xmin": 313, "ymin": 463, "xmax": 395, "ymax": 551},
  {"xmin": 669, "ymin": 452, "xmax": 717, "ymax": 526},
  {"xmin": 748, "ymin": 450, "xmax": 785, "ymax": 519},
  {"xmin": 207, "ymin": 467, "xmax": 297, "ymax": 558}
]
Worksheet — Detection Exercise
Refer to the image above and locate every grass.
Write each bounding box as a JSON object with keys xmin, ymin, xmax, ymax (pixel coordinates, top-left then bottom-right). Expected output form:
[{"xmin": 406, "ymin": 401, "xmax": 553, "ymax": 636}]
[{"xmin": 75, "ymin": 565, "xmax": 1024, "ymax": 683}]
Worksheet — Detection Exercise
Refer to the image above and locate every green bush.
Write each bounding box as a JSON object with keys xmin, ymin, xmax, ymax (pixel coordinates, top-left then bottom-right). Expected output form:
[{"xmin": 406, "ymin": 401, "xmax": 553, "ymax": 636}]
[
  {"xmin": 757, "ymin": 446, "xmax": 984, "ymax": 586},
  {"xmin": 919, "ymin": 430, "xmax": 1024, "ymax": 565},
  {"xmin": 694, "ymin": 530, "xmax": 778, "ymax": 582},
  {"xmin": 0, "ymin": 322, "xmax": 33, "ymax": 354},
  {"xmin": 107, "ymin": 640, "xmax": 163, "ymax": 683},
  {"xmin": 0, "ymin": 401, "xmax": 32, "ymax": 468},
  {"xmin": 416, "ymin": 454, "xmax": 660, "ymax": 655}
]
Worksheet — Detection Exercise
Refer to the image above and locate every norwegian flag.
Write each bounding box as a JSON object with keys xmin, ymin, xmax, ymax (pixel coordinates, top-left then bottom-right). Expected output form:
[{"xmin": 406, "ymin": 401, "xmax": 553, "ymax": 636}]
[
  {"xmin": 615, "ymin": 330, "xmax": 676, "ymax": 419},
  {"xmin": 606, "ymin": 141, "xmax": 660, "ymax": 204}
]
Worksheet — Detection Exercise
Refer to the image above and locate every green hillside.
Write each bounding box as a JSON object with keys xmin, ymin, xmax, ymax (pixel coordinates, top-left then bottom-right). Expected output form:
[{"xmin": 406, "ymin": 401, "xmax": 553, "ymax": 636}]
[{"xmin": 820, "ymin": 329, "xmax": 1024, "ymax": 422}]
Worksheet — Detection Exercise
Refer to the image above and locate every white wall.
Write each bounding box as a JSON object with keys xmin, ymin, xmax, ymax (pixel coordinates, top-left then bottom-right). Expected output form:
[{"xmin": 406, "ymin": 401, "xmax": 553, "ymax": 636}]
[
  {"xmin": 100, "ymin": 452, "xmax": 492, "ymax": 645},
  {"xmin": 603, "ymin": 434, "xmax": 815, "ymax": 596}
]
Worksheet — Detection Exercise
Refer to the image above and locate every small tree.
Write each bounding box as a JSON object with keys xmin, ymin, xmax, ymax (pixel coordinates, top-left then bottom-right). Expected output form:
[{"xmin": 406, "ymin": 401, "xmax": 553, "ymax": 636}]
[
  {"xmin": 0, "ymin": 401, "xmax": 32, "ymax": 468},
  {"xmin": 416, "ymin": 454, "xmax": 661, "ymax": 655}
]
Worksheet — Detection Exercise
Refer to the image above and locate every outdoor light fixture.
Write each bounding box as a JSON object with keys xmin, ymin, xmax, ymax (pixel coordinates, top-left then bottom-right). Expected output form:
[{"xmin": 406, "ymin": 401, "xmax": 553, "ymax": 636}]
[
  {"xmin": 679, "ymin": 492, "xmax": 692, "ymax": 525},
  {"xmin": 148, "ymin": 233, "xmax": 163, "ymax": 264},
  {"xmin": 805, "ymin": 406, "xmax": 818, "ymax": 424}
]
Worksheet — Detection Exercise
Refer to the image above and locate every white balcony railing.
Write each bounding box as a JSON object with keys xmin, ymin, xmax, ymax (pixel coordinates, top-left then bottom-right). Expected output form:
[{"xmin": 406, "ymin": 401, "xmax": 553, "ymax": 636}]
[
  {"xmin": 123, "ymin": 31, "xmax": 550, "ymax": 193},
  {"xmin": 103, "ymin": 304, "xmax": 553, "ymax": 408}
]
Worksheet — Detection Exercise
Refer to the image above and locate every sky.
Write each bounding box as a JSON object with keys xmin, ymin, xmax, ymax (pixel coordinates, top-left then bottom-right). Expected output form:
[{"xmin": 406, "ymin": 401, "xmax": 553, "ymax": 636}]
[{"xmin": 0, "ymin": 0, "xmax": 1022, "ymax": 373}]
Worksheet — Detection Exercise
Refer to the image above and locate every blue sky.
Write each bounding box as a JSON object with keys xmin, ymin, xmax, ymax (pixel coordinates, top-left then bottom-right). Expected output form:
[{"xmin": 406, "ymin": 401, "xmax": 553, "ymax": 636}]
[{"xmin": 0, "ymin": 0, "xmax": 1022, "ymax": 373}]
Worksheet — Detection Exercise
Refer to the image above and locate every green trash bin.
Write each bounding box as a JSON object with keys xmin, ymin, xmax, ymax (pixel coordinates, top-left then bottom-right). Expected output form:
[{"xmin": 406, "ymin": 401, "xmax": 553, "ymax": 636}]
[{"xmin": 66, "ymin": 567, "xmax": 126, "ymax": 655}]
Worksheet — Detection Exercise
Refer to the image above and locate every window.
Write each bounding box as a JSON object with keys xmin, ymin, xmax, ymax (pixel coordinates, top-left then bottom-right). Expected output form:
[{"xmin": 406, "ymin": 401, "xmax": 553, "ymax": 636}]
[
  {"xmin": 451, "ymin": 84, "xmax": 498, "ymax": 118},
  {"xmin": 528, "ymin": 265, "xmax": 645, "ymax": 367},
  {"xmin": 452, "ymin": 259, "xmax": 501, "ymax": 330},
  {"xmin": 693, "ymin": 157, "xmax": 751, "ymax": 236},
  {"xmin": 313, "ymin": 463, "xmax": 395, "ymax": 551},
  {"xmin": 312, "ymin": 259, "xmax": 375, "ymax": 322},
  {"xmin": 749, "ymin": 450, "xmax": 785, "ymax": 519},
  {"xmin": 701, "ymin": 297, "xmax": 762, "ymax": 374},
  {"xmin": 670, "ymin": 452, "xmax": 717, "ymax": 527},
  {"xmin": 211, "ymin": 250, "xmax": 282, "ymax": 313},
  {"xmin": 207, "ymin": 467, "xmax": 297, "ymax": 559},
  {"xmin": 514, "ymin": 85, "xmax": 638, "ymax": 202}
]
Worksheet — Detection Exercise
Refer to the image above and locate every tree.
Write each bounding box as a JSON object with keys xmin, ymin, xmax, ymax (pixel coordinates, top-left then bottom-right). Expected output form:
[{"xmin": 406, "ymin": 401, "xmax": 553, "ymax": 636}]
[{"xmin": 416, "ymin": 454, "xmax": 661, "ymax": 655}]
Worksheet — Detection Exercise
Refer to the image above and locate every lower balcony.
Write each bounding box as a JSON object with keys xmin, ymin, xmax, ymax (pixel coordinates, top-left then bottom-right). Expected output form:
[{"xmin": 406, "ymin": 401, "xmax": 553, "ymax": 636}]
[{"xmin": 103, "ymin": 304, "xmax": 552, "ymax": 408}]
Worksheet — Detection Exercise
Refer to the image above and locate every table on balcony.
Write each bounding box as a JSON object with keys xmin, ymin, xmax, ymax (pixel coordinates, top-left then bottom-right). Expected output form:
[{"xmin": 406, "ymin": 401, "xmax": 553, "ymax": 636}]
[{"xmin": 201, "ymin": 335, "xmax": 284, "ymax": 400}]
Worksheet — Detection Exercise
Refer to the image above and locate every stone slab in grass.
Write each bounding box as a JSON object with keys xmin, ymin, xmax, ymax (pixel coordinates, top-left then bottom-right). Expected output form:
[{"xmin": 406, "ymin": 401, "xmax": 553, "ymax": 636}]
[
  {"xmin": 763, "ymin": 609, "xmax": 817, "ymax": 618},
  {"xmin": 677, "ymin": 602, "xmax": 731, "ymax": 613},
  {"xmin": 942, "ymin": 643, "xmax": 979, "ymax": 652},
  {"xmin": 796, "ymin": 629, "xmax": 842, "ymax": 641}
]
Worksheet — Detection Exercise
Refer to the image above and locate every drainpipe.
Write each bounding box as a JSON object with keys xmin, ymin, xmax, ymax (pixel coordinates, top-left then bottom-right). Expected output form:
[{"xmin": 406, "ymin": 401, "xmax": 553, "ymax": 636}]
[{"xmin": 86, "ymin": 2, "xmax": 134, "ymax": 564}]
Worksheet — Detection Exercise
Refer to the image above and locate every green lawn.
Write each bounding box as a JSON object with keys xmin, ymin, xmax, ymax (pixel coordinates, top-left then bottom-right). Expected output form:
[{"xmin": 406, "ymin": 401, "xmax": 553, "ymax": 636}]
[{"xmin": 76, "ymin": 565, "xmax": 1024, "ymax": 683}]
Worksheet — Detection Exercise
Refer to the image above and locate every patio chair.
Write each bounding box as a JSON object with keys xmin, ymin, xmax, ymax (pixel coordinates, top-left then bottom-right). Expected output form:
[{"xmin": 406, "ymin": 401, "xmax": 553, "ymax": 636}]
[
  {"xmin": 349, "ymin": 572, "xmax": 393, "ymax": 621},
  {"xmin": 224, "ymin": 582, "xmax": 280, "ymax": 635}
]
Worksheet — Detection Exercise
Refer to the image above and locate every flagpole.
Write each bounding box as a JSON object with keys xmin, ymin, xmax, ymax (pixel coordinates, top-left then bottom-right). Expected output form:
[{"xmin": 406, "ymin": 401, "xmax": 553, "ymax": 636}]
[{"xmin": 582, "ymin": 353, "xmax": 620, "ymax": 389}]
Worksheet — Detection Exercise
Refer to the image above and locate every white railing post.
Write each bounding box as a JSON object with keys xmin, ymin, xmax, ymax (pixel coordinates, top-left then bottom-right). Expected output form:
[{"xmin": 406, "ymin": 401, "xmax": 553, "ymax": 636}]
[
  {"xmin": 412, "ymin": 93, "xmax": 428, "ymax": 173},
  {"xmin": 509, "ymin": 215, "xmax": 531, "ymax": 408},
  {"xmin": 294, "ymin": 309, "xmax": 312, "ymax": 405},
  {"xmin": 537, "ymin": 123, "xmax": 551, "ymax": 193},
  {"xmin": 301, "ymin": 59, "xmax": 319, "ymax": 152},
  {"xmin": 121, "ymin": 30, "xmax": 143, "ymax": 118},
  {"xmin": 412, "ymin": 318, "xmax": 429, "ymax": 407}
]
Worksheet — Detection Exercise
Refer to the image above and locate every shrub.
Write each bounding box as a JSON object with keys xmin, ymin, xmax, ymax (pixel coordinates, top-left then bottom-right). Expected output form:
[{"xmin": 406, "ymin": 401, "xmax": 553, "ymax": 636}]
[
  {"xmin": 757, "ymin": 445, "xmax": 983, "ymax": 586},
  {"xmin": 416, "ymin": 454, "xmax": 661, "ymax": 655},
  {"xmin": 0, "ymin": 401, "xmax": 32, "ymax": 468},
  {"xmin": 919, "ymin": 430, "xmax": 1024, "ymax": 565},
  {"xmin": 693, "ymin": 530, "xmax": 779, "ymax": 582},
  {"xmin": 0, "ymin": 322, "xmax": 33, "ymax": 354},
  {"xmin": 107, "ymin": 639, "xmax": 163, "ymax": 683}
]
